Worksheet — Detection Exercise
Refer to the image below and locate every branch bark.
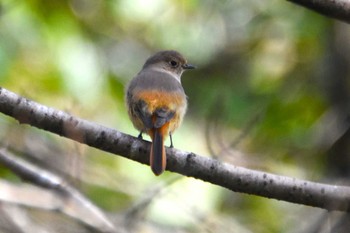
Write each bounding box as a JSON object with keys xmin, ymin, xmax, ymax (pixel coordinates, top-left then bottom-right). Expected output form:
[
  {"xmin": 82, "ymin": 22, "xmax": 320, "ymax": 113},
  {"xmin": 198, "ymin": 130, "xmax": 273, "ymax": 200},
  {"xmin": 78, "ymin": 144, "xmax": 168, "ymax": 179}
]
[
  {"xmin": 287, "ymin": 0, "xmax": 350, "ymax": 24},
  {"xmin": 1, "ymin": 87, "xmax": 350, "ymax": 212}
]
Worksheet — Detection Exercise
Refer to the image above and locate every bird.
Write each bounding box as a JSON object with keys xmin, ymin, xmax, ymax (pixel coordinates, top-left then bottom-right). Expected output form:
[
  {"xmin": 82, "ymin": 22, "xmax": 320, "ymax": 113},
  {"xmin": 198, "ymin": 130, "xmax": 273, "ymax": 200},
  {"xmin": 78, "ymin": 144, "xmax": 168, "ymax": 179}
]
[{"xmin": 125, "ymin": 50, "xmax": 195, "ymax": 175}]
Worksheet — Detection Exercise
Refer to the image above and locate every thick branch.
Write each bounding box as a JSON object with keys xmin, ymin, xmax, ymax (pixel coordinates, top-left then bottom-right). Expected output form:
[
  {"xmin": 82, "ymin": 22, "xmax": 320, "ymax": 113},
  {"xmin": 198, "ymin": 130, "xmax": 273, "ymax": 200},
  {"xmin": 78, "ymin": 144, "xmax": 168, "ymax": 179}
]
[
  {"xmin": 287, "ymin": 0, "xmax": 350, "ymax": 23},
  {"xmin": 1, "ymin": 87, "xmax": 350, "ymax": 211}
]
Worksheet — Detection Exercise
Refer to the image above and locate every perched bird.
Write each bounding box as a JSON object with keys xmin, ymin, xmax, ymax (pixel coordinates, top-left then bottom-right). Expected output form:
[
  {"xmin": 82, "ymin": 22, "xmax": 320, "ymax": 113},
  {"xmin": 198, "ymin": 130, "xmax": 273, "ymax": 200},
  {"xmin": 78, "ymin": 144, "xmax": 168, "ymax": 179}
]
[{"xmin": 125, "ymin": 50, "xmax": 195, "ymax": 175}]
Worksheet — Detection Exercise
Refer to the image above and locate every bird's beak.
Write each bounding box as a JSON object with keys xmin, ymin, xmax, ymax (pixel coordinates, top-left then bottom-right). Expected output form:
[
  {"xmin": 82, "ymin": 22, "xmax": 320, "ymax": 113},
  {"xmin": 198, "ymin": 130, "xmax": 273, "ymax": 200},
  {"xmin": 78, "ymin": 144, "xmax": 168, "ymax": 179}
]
[{"xmin": 182, "ymin": 63, "xmax": 196, "ymax": 70}]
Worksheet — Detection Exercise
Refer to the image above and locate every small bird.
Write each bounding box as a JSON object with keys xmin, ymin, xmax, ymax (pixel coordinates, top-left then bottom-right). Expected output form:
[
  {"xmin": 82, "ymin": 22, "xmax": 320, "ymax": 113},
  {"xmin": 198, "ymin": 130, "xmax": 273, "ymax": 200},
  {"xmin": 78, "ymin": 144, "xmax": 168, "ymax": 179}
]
[{"xmin": 125, "ymin": 50, "xmax": 195, "ymax": 175}]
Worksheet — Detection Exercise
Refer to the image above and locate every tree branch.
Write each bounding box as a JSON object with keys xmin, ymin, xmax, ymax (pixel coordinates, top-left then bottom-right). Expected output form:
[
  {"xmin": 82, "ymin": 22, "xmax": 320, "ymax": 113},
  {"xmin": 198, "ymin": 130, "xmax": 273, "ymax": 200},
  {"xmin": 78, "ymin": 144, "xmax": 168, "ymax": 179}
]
[
  {"xmin": 1, "ymin": 87, "xmax": 350, "ymax": 212},
  {"xmin": 287, "ymin": 0, "xmax": 350, "ymax": 24}
]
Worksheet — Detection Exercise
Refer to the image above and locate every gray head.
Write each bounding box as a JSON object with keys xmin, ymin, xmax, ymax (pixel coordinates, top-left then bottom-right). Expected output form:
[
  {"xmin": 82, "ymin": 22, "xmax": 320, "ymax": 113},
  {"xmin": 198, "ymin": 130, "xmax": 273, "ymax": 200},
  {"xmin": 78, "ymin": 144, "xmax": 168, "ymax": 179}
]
[{"xmin": 142, "ymin": 50, "xmax": 195, "ymax": 76}]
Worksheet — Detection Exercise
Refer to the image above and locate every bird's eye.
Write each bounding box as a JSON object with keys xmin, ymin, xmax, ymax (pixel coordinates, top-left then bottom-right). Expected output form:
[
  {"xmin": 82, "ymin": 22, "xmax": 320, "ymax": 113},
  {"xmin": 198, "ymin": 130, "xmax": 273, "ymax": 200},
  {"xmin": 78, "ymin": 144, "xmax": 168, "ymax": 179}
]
[{"xmin": 169, "ymin": 60, "xmax": 178, "ymax": 67}]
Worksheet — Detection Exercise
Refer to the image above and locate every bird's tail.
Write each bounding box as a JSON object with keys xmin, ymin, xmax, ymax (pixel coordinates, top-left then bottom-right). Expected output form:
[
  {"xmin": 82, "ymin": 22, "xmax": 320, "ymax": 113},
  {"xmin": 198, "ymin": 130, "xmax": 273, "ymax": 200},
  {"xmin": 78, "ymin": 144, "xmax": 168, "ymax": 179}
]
[{"xmin": 150, "ymin": 127, "xmax": 167, "ymax": 176}]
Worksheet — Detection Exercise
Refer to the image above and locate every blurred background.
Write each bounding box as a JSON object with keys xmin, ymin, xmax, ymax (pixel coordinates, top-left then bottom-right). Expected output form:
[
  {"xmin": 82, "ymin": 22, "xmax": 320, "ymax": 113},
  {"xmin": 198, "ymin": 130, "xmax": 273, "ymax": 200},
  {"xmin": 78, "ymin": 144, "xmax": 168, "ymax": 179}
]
[{"xmin": 1, "ymin": 0, "xmax": 350, "ymax": 232}]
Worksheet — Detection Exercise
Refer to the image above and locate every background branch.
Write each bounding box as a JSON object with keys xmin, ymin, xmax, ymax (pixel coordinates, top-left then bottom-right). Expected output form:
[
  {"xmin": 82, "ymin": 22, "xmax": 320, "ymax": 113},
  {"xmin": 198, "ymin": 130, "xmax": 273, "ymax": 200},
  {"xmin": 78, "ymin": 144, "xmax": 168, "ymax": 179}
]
[
  {"xmin": 0, "ymin": 148, "xmax": 118, "ymax": 233},
  {"xmin": 1, "ymin": 87, "xmax": 350, "ymax": 212},
  {"xmin": 287, "ymin": 0, "xmax": 350, "ymax": 23}
]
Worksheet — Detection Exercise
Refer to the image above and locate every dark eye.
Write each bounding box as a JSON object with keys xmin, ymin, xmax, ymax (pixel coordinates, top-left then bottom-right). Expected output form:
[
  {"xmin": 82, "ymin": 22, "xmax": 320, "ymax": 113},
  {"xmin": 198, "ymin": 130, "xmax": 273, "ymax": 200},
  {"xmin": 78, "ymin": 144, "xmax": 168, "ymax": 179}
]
[{"xmin": 169, "ymin": 60, "xmax": 178, "ymax": 67}]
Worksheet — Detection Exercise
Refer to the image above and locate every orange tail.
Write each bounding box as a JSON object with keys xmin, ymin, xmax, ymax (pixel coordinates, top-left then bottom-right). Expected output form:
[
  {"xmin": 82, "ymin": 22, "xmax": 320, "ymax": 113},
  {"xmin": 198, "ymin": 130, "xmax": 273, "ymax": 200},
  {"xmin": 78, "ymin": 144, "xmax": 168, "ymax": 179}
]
[{"xmin": 150, "ymin": 128, "xmax": 166, "ymax": 176}]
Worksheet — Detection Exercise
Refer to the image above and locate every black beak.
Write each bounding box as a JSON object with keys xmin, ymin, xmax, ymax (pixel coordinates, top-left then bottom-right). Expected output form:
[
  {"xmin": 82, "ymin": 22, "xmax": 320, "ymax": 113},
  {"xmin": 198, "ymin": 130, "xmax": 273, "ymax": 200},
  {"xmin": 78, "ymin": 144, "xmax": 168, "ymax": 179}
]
[{"xmin": 182, "ymin": 64, "xmax": 196, "ymax": 70}]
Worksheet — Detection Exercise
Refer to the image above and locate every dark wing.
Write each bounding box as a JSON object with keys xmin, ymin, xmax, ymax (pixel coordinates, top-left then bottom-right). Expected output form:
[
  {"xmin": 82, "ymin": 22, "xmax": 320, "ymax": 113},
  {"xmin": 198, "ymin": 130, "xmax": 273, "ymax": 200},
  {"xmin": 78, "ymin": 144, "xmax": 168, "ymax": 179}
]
[{"xmin": 131, "ymin": 99, "xmax": 153, "ymax": 129}]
